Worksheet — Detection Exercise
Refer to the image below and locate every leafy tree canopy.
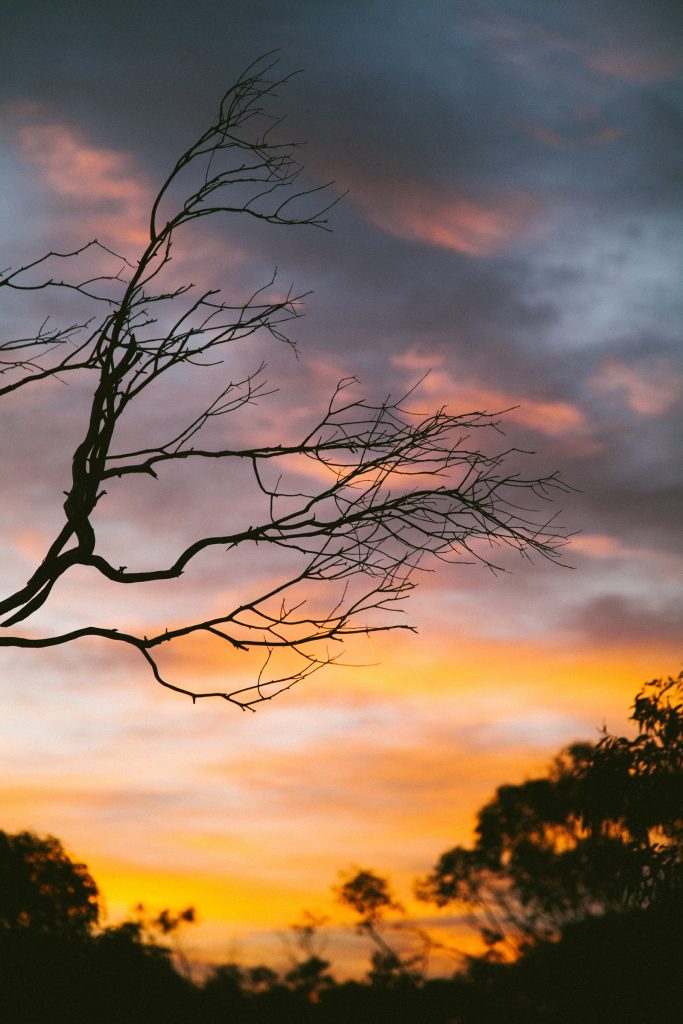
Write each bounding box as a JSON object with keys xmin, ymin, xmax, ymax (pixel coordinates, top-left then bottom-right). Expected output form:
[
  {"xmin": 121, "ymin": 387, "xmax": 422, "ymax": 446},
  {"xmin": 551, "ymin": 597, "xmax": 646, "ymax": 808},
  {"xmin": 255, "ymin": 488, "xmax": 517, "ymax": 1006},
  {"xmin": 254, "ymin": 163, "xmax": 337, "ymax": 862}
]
[
  {"xmin": 417, "ymin": 671, "xmax": 683, "ymax": 953},
  {"xmin": 0, "ymin": 830, "xmax": 99, "ymax": 937}
]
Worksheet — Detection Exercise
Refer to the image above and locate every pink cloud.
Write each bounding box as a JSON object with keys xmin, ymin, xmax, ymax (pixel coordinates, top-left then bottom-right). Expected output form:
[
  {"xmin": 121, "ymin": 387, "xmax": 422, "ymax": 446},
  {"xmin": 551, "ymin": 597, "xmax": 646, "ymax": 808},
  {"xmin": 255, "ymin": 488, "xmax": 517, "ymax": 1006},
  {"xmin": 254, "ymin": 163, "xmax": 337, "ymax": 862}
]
[
  {"xmin": 506, "ymin": 396, "xmax": 586, "ymax": 437},
  {"xmin": 589, "ymin": 49, "xmax": 683, "ymax": 83},
  {"xmin": 473, "ymin": 14, "xmax": 682, "ymax": 85},
  {"xmin": 569, "ymin": 534, "xmax": 683, "ymax": 580},
  {"xmin": 353, "ymin": 179, "xmax": 538, "ymax": 256},
  {"xmin": 590, "ymin": 357, "xmax": 683, "ymax": 417},
  {"xmin": 8, "ymin": 105, "xmax": 151, "ymax": 249},
  {"xmin": 6, "ymin": 103, "xmax": 251, "ymax": 315},
  {"xmin": 18, "ymin": 124, "xmax": 145, "ymax": 203},
  {"xmin": 11, "ymin": 528, "xmax": 48, "ymax": 563},
  {"xmin": 570, "ymin": 534, "xmax": 621, "ymax": 559},
  {"xmin": 392, "ymin": 350, "xmax": 590, "ymax": 440},
  {"xmin": 522, "ymin": 120, "xmax": 622, "ymax": 151}
]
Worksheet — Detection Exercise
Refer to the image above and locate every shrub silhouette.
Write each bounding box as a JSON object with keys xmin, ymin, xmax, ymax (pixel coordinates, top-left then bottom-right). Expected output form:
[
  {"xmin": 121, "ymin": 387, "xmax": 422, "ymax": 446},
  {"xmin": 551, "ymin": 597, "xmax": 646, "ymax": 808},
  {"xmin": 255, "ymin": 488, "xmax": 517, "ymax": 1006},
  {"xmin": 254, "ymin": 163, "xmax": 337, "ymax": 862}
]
[{"xmin": 0, "ymin": 830, "xmax": 197, "ymax": 1024}]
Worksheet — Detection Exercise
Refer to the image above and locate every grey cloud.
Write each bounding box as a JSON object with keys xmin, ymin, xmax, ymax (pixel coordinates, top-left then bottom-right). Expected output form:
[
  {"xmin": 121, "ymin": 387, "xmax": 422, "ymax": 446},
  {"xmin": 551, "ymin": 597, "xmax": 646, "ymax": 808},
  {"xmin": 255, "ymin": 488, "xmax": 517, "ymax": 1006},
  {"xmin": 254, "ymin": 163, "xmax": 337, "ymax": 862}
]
[
  {"xmin": 2, "ymin": 0, "xmax": 681, "ymax": 645},
  {"xmin": 567, "ymin": 592, "xmax": 683, "ymax": 647}
]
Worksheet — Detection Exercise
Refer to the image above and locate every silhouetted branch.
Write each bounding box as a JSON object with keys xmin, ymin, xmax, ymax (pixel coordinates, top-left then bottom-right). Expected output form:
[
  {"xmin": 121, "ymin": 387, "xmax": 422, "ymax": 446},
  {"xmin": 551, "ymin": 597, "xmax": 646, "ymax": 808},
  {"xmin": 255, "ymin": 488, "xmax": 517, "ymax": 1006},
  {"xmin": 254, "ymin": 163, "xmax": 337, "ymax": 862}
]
[{"xmin": 0, "ymin": 55, "xmax": 571, "ymax": 706}]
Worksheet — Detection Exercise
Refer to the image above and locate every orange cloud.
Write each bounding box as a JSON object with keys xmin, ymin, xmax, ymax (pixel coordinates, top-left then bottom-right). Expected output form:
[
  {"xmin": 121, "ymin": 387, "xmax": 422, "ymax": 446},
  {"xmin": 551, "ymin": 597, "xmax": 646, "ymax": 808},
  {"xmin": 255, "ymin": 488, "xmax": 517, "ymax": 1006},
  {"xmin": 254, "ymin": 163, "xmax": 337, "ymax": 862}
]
[
  {"xmin": 354, "ymin": 180, "xmax": 538, "ymax": 256},
  {"xmin": 590, "ymin": 357, "xmax": 683, "ymax": 416},
  {"xmin": 589, "ymin": 49, "xmax": 683, "ymax": 83},
  {"xmin": 2, "ymin": 629, "xmax": 675, "ymax": 972},
  {"xmin": 13, "ymin": 112, "xmax": 150, "ymax": 248},
  {"xmin": 392, "ymin": 349, "xmax": 590, "ymax": 440},
  {"xmin": 522, "ymin": 120, "xmax": 622, "ymax": 150},
  {"xmin": 570, "ymin": 534, "xmax": 621, "ymax": 558},
  {"xmin": 11, "ymin": 528, "xmax": 48, "ymax": 563},
  {"xmin": 90, "ymin": 854, "xmax": 310, "ymax": 929},
  {"xmin": 18, "ymin": 124, "xmax": 145, "ymax": 203},
  {"xmin": 472, "ymin": 14, "xmax": 682, "ymax": 85}
]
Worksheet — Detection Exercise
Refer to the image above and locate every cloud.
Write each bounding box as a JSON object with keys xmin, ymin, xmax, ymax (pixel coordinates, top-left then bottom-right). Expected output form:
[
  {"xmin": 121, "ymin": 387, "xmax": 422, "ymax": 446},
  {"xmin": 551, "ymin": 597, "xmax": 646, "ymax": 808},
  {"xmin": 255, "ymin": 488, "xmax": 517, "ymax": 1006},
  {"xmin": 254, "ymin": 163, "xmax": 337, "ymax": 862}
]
[
  {"xmin": 472, "ymin": 7, "xmax": 683, "ymax": 85},
  {"xmin": 203, "ymin": 704, "xmax": 578, "ymax": 866},
  {"xmin": 18, "ymin": 124, "xmax": 143, "ymax": 203},
  {"xmin": 521, "ymin": 119, "xmax": 622, "ymax": 151},
  {"xmin": 588, "ymin": 49, "xmax": 683, "ymax": 83},
  {"xmin": 348, "ymin": 176, "xmax": 539, "ymax": 256},
  {"xmin": 570, "ymin": 534, "xmax": 622, "ymax": 559},
  {"xmin": 567, "ymin": 592, "xmax": 683, "ymax": 647},
  {"xmin": 589, "ymin": 356, "xmax": 683, "ymax": 416},
  {"xmin": 9, "ymin": 528, "xmax": 48, "ymax": 563},
  {"xmin": 1, "ymin": 0, "xmax": 681, "ymax": 979},
  {"xmin": 9, "ymin": 105, "xmax": 151, "ymax": 249},
  {"xmin": 392, "ymin": 348, "xmax": 591, "ymax": 441},
  {"xmin": 569, "ymin": 535, "xmax": 683, "ymax": 582}
]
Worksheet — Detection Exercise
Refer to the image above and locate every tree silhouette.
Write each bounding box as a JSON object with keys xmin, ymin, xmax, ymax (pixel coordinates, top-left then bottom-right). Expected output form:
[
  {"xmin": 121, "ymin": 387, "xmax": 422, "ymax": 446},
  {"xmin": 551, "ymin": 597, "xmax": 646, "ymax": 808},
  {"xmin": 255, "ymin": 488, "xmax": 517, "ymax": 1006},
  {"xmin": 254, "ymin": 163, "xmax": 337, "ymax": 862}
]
[
  {"xmin": 0, "ymin": 55, "xmax": 569, "ymax": 706},
  {"xmin": 0, "ymin": 830, "xmax": 99, "ymax": 937},
  {"xmin": 326, "ymin": 674, "xmax": 683, "ymax": 1020},
  {"xmin": 335, "ymin": 867, "xmax": 430, "ymax": 984},
  {"xmin": 2, "ymin": 677, "xmax": 680, "ymax": 1024},
  {"xmin": 0, "ymin": 830, "xmax": 198, "ymax": 1024},
  {"xmin": 417, "ymin": 671, "xmax": 683, "ymax": 955}
]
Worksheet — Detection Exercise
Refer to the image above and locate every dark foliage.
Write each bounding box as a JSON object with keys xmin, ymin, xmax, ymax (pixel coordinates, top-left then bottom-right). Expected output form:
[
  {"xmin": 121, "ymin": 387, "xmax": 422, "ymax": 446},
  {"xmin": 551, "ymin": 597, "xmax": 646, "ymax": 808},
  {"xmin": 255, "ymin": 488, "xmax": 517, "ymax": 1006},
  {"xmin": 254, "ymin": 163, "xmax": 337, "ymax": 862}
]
[
  {"xmin": 0, "ymin": 830, "xmax": 198, "ymax": 1024},
  {"xmin": 0, "ymin": 830, "xmax": 99, "ymax": 937},
  {"xmin": 0, "ymin": 925, "xmax": 197, "ymax": 1024},
  {"xmin": 418, "ymin": 671, "xmax": 683, "ymax": 953},
  {"xmin": 446, "ymin": 900, "xmax": 683, "ymax": 1024},
  {"xmin": 1, "ymin": 673, "xmax": 680, "ymax": 1021}
]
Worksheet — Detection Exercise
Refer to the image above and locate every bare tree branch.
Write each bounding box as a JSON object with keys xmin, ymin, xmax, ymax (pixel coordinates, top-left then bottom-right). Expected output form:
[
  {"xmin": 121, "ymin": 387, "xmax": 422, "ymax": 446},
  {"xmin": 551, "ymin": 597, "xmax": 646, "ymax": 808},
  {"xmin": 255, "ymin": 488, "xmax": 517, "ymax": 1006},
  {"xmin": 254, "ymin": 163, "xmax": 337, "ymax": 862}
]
[{"xmin": 0, "ymin": 55, "xmax": 572, "ymax": 707}]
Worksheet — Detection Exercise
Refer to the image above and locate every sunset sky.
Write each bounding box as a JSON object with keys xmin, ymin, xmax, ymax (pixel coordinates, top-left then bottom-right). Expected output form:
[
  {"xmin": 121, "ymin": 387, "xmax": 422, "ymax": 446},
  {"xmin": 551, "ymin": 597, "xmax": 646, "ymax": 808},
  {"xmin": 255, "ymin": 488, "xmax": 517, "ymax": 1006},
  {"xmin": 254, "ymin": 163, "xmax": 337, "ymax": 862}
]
[{"xmin": 1, "ymin": 0, "xmax": 681, "ymax": 974}]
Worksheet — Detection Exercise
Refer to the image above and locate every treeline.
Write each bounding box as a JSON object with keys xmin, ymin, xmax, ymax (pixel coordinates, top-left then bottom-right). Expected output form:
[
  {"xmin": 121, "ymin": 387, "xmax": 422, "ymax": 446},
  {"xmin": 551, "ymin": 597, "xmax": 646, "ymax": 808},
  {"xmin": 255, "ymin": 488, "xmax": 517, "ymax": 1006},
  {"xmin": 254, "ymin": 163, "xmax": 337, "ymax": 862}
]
[{"xmin": 1, "ymin": 672, "xmax": 681, "ymax": 1023}]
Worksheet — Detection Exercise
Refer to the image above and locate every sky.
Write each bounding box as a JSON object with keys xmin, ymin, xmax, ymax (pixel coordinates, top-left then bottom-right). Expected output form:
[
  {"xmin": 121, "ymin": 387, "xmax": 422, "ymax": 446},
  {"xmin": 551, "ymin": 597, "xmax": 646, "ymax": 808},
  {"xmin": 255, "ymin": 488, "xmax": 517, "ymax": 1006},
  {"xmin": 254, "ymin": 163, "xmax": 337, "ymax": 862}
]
[{"xmin": 1, "ymin": 0, "xmax": 681, "ymax": 975}]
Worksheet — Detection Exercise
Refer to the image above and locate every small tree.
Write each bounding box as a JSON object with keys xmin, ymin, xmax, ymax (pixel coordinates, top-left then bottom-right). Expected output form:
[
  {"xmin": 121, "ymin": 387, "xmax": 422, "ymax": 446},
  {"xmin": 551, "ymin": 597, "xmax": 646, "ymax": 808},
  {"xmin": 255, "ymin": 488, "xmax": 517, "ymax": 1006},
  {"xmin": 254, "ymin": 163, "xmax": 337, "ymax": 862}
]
[
  {"xmin": 335, "ymin": 868, "xmax": 427, "ymax": 984},
  {"xmin": 281, "ymin": 911, "xmax": 334, "ymax": 1000},
  {"xmin": 0, "ymin": 56, "xmax": 569, "ymax": 707}
]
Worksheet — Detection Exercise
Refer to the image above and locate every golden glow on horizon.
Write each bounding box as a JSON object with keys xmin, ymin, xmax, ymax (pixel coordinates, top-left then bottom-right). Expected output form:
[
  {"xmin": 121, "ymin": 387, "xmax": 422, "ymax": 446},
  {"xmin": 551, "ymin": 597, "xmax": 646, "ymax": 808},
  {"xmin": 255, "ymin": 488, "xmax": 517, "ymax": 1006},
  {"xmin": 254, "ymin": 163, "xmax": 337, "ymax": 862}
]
[
  {"xmin": 2, "ymin": 630, "xmax": 677, "ymax": 967},
  {"xmin": 90, "ymin": 856, "xmax": 315, "ymax": 927},
  {"xmin": 1, "ymin": 11, "xmax": 679, "ymax": 977}
]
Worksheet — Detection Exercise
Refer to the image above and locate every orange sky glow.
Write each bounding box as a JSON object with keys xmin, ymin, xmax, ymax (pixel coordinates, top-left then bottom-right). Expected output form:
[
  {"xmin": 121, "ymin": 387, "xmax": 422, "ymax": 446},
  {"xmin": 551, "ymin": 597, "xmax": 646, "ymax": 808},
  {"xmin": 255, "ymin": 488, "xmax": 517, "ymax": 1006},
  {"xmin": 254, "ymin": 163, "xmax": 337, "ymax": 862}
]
[{"xmin": 1, "ymin": 1, "xmax": 681, "ymax": 979}]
